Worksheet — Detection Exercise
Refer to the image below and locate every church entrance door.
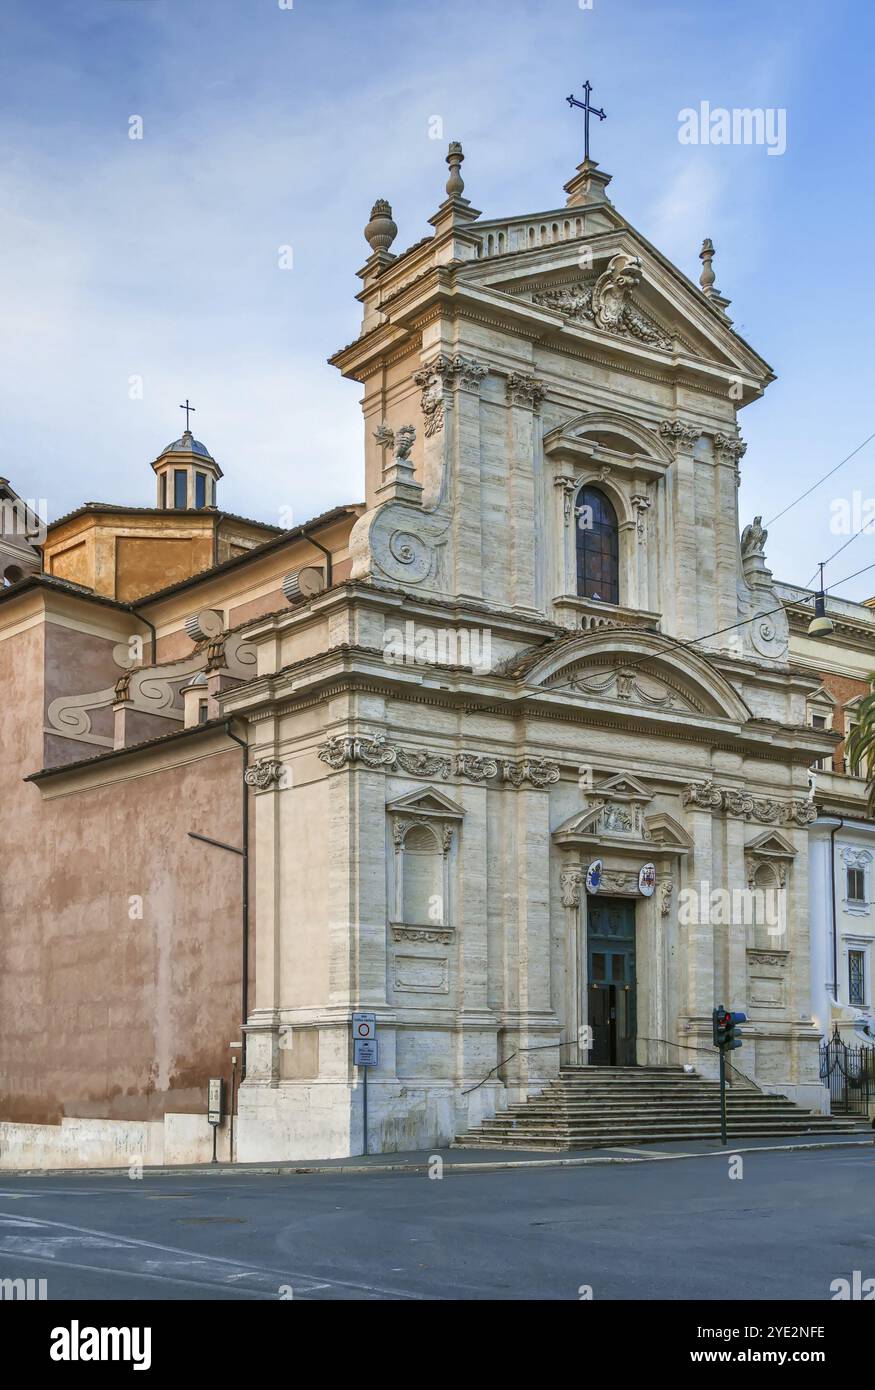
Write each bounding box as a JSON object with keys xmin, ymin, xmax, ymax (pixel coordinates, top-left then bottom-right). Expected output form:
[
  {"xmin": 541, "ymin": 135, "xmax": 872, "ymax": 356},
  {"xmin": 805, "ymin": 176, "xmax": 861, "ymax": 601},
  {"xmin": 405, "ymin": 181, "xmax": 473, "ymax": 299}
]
[{"xmin": 587, "ymin": 898, "xmax": 637, "ymax": 1066}]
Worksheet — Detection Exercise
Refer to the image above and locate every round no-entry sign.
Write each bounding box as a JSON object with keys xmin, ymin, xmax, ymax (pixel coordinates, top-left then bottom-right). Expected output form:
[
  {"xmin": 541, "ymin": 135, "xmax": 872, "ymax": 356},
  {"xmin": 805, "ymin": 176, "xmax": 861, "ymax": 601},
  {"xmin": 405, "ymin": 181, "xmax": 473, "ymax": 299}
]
[{"xmin": 352, "ymin": 1011, "xmax": 376, "ymax": 1040}]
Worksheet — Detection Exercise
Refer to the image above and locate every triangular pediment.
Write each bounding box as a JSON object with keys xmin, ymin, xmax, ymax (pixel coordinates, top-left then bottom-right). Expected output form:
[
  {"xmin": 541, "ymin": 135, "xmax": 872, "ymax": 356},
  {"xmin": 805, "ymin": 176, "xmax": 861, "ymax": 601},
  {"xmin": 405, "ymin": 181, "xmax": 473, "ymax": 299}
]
[
  {"xmin": 593, "ymin": 772, "xmax": 653, "ymax": 803},
  {"xmin": 645, "ymin": 812, "xmax": 694, "ymax": 851},
  {"xmin": 744, "ymin": 829, "xmax": 797, "ymax": 859},
  {"xmin": 455, "ymin": 215, "xmax": 772, "ymax": 392},
  {"xmin": 386, "ymin": 786, "xmax": 465, "ymax": 820},
  {"xmin": 808, "ymin": 685, "xmax": 838, "ymax": 707}
]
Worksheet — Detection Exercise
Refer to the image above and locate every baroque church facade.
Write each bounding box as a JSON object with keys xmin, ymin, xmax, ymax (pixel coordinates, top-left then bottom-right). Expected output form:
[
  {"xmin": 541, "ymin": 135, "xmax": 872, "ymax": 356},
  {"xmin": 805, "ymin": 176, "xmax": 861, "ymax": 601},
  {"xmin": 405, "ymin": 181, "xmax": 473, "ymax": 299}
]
[{"xmin": 0, "ymin": 142, "xmax": 843, "ymax": 1168}]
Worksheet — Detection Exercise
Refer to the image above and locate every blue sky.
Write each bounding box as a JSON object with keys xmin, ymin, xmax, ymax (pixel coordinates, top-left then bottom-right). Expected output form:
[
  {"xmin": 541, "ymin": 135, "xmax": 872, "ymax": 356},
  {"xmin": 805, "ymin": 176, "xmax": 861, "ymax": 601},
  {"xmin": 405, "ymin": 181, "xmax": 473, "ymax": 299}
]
[{"xmin": 1, "ymin": 0, "xmax": 873, "ymax": 598}]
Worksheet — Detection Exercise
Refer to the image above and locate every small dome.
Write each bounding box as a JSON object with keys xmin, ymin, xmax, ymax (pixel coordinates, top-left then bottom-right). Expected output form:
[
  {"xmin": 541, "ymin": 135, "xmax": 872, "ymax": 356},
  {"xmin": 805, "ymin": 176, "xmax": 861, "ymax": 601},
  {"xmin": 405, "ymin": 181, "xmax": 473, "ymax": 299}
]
[{"xmin": 160, "ymin": 430, "xmax": 214, "ymax": 461}]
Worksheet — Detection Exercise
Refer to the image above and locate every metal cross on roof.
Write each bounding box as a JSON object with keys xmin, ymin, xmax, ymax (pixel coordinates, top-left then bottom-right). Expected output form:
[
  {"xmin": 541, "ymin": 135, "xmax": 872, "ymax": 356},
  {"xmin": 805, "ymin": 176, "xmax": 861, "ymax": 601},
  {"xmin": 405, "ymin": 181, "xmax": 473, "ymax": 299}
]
[
  {"xmin": 179, "ymin": 398, "xmax": 196, "ymax": 431},
  {"xmin": 566, "ymin": 80, "xmax": 606, "ymax": 163}
]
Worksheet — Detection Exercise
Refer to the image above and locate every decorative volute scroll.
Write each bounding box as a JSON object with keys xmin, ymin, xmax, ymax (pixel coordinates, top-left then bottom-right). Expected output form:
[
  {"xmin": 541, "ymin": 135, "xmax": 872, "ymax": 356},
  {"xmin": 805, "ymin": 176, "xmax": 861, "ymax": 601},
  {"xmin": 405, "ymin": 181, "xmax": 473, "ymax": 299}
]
[
  {"xmin": 46, "ymin": 630, "xmax": 257, "ymax": 749},
  {"xmin": 736, "ymin": 508, "xmax": 789, "ymax": 661},
  {"xmin": 184, "ymin": 608, "xmax": 225, "ymax": 643}
]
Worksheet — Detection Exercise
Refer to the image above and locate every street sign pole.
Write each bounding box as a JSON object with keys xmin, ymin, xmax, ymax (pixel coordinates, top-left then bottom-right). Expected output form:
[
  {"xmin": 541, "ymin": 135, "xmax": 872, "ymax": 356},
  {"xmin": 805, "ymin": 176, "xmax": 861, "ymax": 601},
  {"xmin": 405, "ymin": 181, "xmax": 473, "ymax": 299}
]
[{"xmin": 351, "ymin": 1012, "xmax": 378, "ymax": 1157}]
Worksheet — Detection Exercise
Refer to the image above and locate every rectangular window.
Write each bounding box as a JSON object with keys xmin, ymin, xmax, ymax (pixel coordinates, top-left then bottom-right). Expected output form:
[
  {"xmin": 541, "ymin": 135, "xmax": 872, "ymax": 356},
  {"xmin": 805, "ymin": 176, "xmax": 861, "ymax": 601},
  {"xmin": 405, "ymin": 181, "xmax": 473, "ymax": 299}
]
[
  {"xmin": 847, "ymin": 867, "xmax": 866, "ymax": 903},
  {"xmin": 849, "ymin": 949, "xmax": 866, "ymax": 1006},
  {"xmin": 174, "ymin": 470, "xmax": 187, "ymax": 508},
  {"xmin": 811, "ymin": 715, "xmax": 826, "ymax": 729},
  {"xmin": 195, "ymin": 472, "xmax": 206, "ymax": 509},
  {"xmin": 160, "ymin": 473, "xmax": 167, "ymax": 508},
  {"xmin": 198, "ymin": 700, "xmax": 209, "ymax": 725}
]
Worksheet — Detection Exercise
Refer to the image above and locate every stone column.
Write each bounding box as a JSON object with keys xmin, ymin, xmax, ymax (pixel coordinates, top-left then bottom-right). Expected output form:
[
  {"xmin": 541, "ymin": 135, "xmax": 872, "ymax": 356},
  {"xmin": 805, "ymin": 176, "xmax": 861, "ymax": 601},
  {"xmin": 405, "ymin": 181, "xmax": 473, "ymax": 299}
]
[
  {"xmin": 680, "ymin": 797, "xmax": 717, "ymax": 1073},
  {"xmin": 560, "ymin": 863, "xmax": 584, "ymax": 1062},
  {"xmin": 449, "ymin": 357, "xmax": 489, "ymax": 601},
  {"xmin": 724, "ymin": 813, "xmax": 749, "ymax": 1012},
  {"xmin": 713, "ymin": 434, "xmax": 746, "ymax": 636},
  {"xmin": 501, "ymin": 785, "xmax": 559, "ymax": 1090},
  {"xmin": 659, "ymin": 421, "xmax": 701, "ymax": 643},
  {"xmin": 505, "ymin": 372, "xmax": 546, "ymax": 613},
  {"xmin": 808, "ymin": 820, "xmax": 835, "ymax": 1035},
  {"xmin": 453, "ymin": 782, "xmax": 497, "ymax": 1085},
  {"xmin": 244, "ymin": 748, "xmax": 283, "ymax": 1084}
]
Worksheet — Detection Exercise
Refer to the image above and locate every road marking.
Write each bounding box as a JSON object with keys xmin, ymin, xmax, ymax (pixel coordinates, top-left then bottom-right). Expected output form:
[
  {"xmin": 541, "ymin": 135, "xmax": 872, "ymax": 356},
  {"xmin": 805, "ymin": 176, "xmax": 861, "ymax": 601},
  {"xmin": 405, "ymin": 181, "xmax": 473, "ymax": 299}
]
[
  {"xmin": 0, "ymin": 1208, "xmax": 433, "ymax": 1301},
  {"xmin": 603, "ymin": 1147, "xmax": 695, "ymax": 1159},
  {"xmin": 0, "ymin": 1249, "xmax": 326, "ymax": 1299}
]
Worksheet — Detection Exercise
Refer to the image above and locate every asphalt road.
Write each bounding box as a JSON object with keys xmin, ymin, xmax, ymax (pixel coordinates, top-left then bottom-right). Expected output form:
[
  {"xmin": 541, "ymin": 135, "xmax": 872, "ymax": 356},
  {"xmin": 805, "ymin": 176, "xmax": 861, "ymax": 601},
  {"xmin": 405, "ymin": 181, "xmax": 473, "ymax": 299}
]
[{"xmin": 0, "ymin": 1146, "xmax": 872, "ymax": 1301}]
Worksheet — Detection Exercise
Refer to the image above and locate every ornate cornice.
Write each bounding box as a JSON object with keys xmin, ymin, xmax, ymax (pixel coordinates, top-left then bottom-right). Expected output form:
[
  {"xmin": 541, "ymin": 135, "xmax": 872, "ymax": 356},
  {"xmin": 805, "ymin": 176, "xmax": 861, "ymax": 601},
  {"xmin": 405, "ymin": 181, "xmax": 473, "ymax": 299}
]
[{"xmin": 682, "ymin": 781, "xmax": 816, "ymax": 826}]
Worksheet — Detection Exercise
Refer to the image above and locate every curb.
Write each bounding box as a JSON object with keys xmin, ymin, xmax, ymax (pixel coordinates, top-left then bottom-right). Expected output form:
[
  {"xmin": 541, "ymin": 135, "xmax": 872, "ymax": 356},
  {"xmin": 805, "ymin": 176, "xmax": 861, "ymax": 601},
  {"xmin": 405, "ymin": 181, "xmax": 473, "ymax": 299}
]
[{"xmin": 1, "ymin": 1136, "xmax": 870, "ymax": 1181}]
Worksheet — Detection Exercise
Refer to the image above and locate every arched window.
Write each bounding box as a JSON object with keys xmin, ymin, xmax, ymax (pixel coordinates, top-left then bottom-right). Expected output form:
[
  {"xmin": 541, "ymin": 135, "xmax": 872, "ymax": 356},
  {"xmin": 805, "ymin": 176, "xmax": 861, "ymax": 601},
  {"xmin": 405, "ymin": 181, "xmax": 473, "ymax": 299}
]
[{"xmin": 575, "ymin": 486, "xmax": 619, "ymax": 604}]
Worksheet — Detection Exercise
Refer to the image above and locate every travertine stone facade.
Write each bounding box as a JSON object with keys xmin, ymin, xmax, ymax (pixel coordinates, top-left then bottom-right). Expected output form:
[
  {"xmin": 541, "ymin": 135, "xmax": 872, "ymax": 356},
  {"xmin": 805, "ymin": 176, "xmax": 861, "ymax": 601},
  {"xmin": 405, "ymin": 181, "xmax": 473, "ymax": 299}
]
[{"xmin": 230, "ymin": 149, "xmax": 831, "ymax": 1158}]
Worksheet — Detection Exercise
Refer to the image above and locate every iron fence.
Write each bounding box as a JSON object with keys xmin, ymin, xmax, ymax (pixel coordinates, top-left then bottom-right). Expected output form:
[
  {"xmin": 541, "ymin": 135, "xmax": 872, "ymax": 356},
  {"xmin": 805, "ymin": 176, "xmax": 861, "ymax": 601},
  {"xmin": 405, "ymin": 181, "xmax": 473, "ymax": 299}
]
[{"xmin": 819, "ymin": 1026, "xmax": 874, "ymax": 1116}]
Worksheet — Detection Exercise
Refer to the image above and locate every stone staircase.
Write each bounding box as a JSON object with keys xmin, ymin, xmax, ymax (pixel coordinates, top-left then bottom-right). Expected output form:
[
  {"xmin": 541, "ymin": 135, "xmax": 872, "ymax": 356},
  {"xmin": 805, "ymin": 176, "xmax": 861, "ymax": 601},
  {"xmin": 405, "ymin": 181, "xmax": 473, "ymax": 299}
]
[{"xmin": 455, "ymin": 1065, "xmax": 868, "ymax": 1150}]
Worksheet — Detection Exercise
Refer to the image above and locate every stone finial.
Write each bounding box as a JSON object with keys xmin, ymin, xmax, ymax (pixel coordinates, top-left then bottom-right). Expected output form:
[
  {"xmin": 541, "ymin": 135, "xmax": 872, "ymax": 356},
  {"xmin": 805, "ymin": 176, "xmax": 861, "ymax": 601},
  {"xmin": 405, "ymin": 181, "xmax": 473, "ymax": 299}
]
[
  {"xmin": 445, "ymin": 142, "xmax": 465, "ymax": 198},
  {"xmin": 364, "ymin": 199, "xmax": 398, "ymax": 254},
  {"xmin": 699, "ymin": 237, "xmax": 717, "ymax": 296}
]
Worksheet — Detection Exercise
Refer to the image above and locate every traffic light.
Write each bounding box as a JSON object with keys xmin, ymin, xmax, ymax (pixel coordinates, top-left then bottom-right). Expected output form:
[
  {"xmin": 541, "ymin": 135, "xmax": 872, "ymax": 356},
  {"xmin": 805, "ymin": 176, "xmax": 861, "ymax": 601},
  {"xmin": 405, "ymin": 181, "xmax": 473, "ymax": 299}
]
[
  {"xmin": 727, "ymin": 1011, "xmax": 746, "ymax": 1051},
  {"xmin": 712, "ymin": 1006, "xmax": 730, "ymax": 1049}
]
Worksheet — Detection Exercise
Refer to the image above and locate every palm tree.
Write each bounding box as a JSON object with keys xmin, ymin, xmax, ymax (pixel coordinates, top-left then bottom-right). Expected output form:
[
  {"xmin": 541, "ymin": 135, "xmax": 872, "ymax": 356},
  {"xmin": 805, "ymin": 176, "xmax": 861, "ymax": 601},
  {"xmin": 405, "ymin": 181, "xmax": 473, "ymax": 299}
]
[{"xmin": 845, "ymin": 677, "xmax": 875, "ymax": 814}]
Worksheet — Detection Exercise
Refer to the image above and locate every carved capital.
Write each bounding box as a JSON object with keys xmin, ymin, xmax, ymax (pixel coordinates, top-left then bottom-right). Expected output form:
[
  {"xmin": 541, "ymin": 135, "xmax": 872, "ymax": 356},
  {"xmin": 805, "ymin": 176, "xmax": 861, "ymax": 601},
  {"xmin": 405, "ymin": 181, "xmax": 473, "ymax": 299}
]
[
  {"xmin": 658, "ymin": 419, "xmax": 701, "ymax": 453},
  {"xmin": 505, "ymin": 372, "xmax": 547, "ymax": 413},
  {"xmin": 714, "ymin": 431, "xmax": 747, "ymax": 463},
  {"xmin": 244, "ymin": 758, "xmax": 286, "ymax": 790},
  {"xmin": 413, "ymin": 354, "xmax": 488, "ymax": 436}
]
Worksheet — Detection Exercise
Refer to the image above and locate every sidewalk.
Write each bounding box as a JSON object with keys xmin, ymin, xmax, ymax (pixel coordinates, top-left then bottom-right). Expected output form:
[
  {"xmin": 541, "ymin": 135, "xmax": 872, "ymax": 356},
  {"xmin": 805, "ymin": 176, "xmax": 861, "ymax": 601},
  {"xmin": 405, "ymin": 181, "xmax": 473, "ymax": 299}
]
[{"xmin": 2, "ymin": 1130, "xmax": 871, "ymax": 1181}]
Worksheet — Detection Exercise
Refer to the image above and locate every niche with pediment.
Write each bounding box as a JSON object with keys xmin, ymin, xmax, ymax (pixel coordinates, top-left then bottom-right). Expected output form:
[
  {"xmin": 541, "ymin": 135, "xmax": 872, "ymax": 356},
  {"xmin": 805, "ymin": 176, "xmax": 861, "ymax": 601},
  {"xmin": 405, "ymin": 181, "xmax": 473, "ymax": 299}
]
[
  {"xmin": 744, "ymin": 829, "xmax": 795, "ymax": 955},
  {"xmin": 554, "ymin": 773, "xmax": 692, "ymax": 856},
  {"xmin": 387, "ymin": 787, "xmax": 464, "ymax": 943}
]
